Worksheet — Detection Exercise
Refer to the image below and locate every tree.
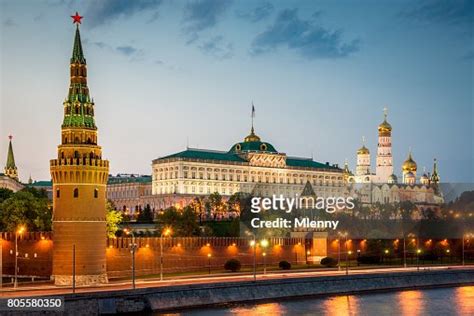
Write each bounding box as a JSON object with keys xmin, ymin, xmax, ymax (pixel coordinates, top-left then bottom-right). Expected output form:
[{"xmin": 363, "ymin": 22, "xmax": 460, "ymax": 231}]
[
  {"xmin": 207, "ymin": 192, "xmax": 226, "ymax": 218},
  {"xmin": 157, "ymin": 206, "xmax": 200, "ymax": 236},
  {"xmin": 0, "ymin": 188, "xmax": 13, "ymax": 203},
  {"xmin": 0, "ymin": 190, "xmax": 51, "ymax": 231},
  {"xmin": 137, "ymin": 204, "xmax": 154, "ymax": 223},
  {"xmin": 106, "ymin": 200, "xmax": 123, "ymax": 238}
]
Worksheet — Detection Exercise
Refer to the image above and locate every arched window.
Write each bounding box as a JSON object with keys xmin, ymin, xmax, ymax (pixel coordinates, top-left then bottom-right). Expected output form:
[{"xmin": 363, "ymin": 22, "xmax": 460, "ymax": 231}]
[
  {"xmin": 94, "ymin": 188, "xmax": 99, "ymax": 198},
  {"xmin": 73, "ymin": 188, "xmax": 79, "ymax": 198}
]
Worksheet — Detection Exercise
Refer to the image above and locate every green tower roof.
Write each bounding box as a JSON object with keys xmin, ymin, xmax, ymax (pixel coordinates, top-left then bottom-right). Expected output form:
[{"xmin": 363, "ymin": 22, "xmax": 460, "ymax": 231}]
[
  {"xmin": 5, "ymin": 136, "xmax": 16, "ymax": 169},
  {"xmin": 71, "ymin": 25, "xmax": 86, "ymax": 64},
  {"xmin": 62, "ymin": 25, "xmax": 96, "ymax": 129}
]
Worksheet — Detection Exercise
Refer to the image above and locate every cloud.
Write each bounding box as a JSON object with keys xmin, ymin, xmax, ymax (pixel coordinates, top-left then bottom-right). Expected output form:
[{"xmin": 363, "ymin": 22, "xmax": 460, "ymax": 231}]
[
  {"xmin": 236, "ymin": 2, "xmax": 274, "ymax": 22},
  {"xmin": 3, "ymin": 18, "xmax": 16, "ymax": 27},
  {"xmin": 198, "ymin": 35, "xmax": 234, "ymax": 59},
  {"xmin": 462, "ymin": 51, "xmax": 474, "ymax": 60},
  {"xmin": 116, "ymin": 45, "xmax": 142, "ymax": 57},
  {"xmin": 85, "ymin": 0, "xmax": 163, "ymax": 28},
  {"xmin": 250, "ymin": 9, "xmax": 360, "ymax": 59},
  {"xmin": 90, "ymin": 41, "xmax": 144, "ymax": 60},
  {"xmin": 399, "ymin": 0, "xmax": 473, "ymax": 26},
  {"xmin": 182, "ymin": 0, "xmax": 233, "ymax": 42}
]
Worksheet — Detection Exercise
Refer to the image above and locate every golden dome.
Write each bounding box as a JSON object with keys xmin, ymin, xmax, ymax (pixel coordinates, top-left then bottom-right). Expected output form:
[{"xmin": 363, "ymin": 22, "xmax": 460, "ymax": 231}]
[
  {"xmin": 402, "ymin": 152, "xmax": 417, "ymax": 172},
  {"xmin": 357, "ymin": 145, "xmax": 369, "ymax": 155},
  {"xmin": 378, "ymin": 119, "xmax": 392, "ymax": 134},
  {"xmin": 244, "ymin": 127, "xmax": 261, "ymax": 142}
]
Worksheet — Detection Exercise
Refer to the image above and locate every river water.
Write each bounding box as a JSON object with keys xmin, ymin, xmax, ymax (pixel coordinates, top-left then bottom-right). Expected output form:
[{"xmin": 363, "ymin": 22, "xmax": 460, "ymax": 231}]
[{"xmin": 160, "ymin": 286, "xmax": 474, "ymax": 316}]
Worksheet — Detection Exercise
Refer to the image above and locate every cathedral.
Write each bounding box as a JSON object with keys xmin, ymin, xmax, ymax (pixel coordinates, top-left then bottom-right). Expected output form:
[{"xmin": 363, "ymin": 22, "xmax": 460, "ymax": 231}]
[
  {"xmin": 347, "ymin": 109, "xmax": 440, "ymax": 186},
  {"xmin": 346, "ymin": 109, "xmax": 443, "ymax": 211}
]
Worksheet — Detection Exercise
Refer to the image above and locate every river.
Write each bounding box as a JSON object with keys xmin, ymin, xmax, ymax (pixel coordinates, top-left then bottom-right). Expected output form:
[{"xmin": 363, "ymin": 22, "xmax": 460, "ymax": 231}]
[{"xmin": 158, "ymin": 286, "xmax": 474, "ymax": 316}]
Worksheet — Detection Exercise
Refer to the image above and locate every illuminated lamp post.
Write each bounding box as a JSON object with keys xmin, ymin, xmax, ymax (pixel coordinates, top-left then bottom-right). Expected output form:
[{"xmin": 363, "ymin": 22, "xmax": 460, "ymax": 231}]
[
  {"xmin": 123, "ymin": 228, "xmax": 137, "ymax": 289},
  {"xmin": 14, "ymin": 225, "xmax": 26, "ymax": 288},
  {"xmin": 260, "ymin": 239, "xmax": 269, "ymax": 275},
  {"xmin": 207, "ymin": 253, "xmax": 212, "ymax": 274},
  {"xmin": 160, "ymin": 227, "xmax": 172, "ymax": 281}
]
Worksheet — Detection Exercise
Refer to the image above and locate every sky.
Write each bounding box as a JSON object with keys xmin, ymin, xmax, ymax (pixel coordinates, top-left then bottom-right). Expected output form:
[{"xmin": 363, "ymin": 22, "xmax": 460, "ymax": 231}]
[{"xmin": 0, "ymin": 0, "xmax": 472, "ymax": 183}]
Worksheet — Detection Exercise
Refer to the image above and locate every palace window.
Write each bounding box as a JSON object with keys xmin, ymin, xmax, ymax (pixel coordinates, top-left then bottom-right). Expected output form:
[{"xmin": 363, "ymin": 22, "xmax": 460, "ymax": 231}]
[
  {"xmin": 94, "ymin": 188, "xmax": 99, "ymax": 198},
  {"xmin": 73, "ymin": 188, "xmax": 79, "ymax": 198},
  {"xmin": 56, "ymin": 189, "xmax": 60, "ymax": 198}
]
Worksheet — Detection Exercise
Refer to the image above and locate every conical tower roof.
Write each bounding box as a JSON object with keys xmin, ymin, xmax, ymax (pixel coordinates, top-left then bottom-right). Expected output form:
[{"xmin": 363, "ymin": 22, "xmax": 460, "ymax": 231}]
[
  {"xmin": 5, "ymin": 136, "xmax": 16, "ymax": 169},
  {"xmin": 71, "ymin": 25, "xmax": 86, "ymax": 64}
]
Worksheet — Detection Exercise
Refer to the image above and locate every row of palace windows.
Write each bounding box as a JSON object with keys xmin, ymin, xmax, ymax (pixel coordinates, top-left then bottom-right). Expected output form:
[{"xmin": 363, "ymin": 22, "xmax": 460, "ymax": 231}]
[
  {"xmin": 56, "ymin": 188, "xmax": 99, "ymax": 199},
  {"xmin": 157, "ymin": 171, "xmax": 342, "ymax": 182}
]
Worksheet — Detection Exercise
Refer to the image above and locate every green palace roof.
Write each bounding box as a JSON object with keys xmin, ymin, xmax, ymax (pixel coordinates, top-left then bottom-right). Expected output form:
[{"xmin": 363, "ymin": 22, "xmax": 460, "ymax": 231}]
[
  {"xmin": 29, "ymin": 180, "xmax": 53, "ymax": 187},
  {"xmin": 154, "ymin": 126, "xmax": 341, "ymax": 171},
  {"xmin": 108, "ymin": 175, "xmax": 152, "ymax": 184},
  {"xmin": 154, "ymin": 148, "xmax": 340, "ymax": 171},
  {"xmin": 157, "ymin": 149, "xmax": 247, "ymax": 163},
  {"xmin": 228, "ymin": 141, "xmax": 277, "ymax": 153}
]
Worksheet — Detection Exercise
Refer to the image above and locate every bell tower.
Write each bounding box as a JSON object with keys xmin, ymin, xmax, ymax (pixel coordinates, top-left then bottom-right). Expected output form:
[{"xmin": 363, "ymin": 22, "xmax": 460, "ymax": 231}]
[
  {"xmin": 375, "ymin": 107, "xmax": 393, "ymax": 183},
  {"xmin": 50, "ymin": 13, "xmax": 109, "ymax": 285}
]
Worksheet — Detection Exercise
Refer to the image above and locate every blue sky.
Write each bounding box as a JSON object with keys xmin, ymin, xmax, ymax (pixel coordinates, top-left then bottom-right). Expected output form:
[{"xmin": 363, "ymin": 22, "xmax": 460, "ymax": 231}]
[{"xmin": 0, "ymin": 0, "xmax": 472, "ymax": 182}]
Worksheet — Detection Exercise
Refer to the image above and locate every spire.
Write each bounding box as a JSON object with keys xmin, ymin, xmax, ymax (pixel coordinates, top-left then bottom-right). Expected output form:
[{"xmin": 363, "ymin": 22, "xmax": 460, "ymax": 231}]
[
  {"xmin": 71, "ymin": 25, "xmax": 86, "ymax": 64},
  {"xmin": 244, "ymin": 103, "xmax": 260, "ymax": 142},
  {"xmin": 431, "ymin": 158, "xmax": 440, "ymax": 184},
  {"xmin": 6, "ymin": 135, "xmax": 16, "ymax": 169},
  {"xmin": 62, "ymin": 13, "xmax": 96, "ymax": 130},
  {"xmin": 4, "ymin": 135, "xmax": 18, "ymax": 180}
]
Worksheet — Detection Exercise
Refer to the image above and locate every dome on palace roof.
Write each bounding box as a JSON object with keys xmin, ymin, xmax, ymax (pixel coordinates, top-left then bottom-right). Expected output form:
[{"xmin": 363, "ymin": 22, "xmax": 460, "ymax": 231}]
[{"xmin": 229, "ymin": 126, "xmax": 278, "ymax": 153}]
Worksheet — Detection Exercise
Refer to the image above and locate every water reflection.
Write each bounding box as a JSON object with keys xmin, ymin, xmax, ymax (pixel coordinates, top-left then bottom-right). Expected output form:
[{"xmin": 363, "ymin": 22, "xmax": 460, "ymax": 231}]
[
  {"xmin": 454, "ymin": 286, "xmax": 474, "ymax": 316},
  {"xmin": 322, "ymin": 295, "xmax": 359, "ymax": 316},
  {"xmin": 163, "ymin": 286, "xmax": 473, "ymax": 316},
  {"xmin": 398, "ymin": 290, "xmax": 425, "ymax": 316},
  {"xmin": 231, "ymin": 302, "xmax": 286, "ymax": 316}
]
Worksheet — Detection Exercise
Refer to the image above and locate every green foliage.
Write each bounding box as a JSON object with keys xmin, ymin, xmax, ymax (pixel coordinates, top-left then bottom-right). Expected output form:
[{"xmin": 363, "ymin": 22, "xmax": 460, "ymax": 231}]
[
  {"xmin": 137, "ymin": 204, "xmax": 154, "ymax": 223},
  {"xmin": 0, "ymin": 188, "xmax": 13, "ymax": 203},
  {"xmin": 106, "ymin": 200, "xmax": 123, "ymax": 238},
  {"xmin": 158, "ymin": 206, "xmax": 200, "ymax": 236},
  {"xmin": 0, "ymin": 190, "xmax": 51, "ymax": 231},
  {"xmin": 279, "ymin": 260, "xmax": 291, "ymax": 270},
  {"xmin": 320, "ymin": 257, "xmax": 337, "ymax": 267},
  {"xmin": 203, "ymin": 219, "xmax": 240, "ymax": 237},
  {"xmin": 224, "ymin": 259, "xmax": 242, "ymax": 272}
]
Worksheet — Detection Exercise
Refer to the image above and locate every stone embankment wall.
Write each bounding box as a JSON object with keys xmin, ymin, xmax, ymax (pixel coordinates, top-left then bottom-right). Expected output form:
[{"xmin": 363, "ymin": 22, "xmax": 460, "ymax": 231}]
[{"xmin": 60, "ymin": 268, "xmax": 474, "ymax": 315}]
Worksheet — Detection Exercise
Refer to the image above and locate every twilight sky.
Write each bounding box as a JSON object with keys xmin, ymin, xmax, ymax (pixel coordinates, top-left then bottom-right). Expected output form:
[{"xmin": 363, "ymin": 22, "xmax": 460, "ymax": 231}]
[{"xmin": 0, "ymin": 0, "xmax": 472, "ymax": 183}]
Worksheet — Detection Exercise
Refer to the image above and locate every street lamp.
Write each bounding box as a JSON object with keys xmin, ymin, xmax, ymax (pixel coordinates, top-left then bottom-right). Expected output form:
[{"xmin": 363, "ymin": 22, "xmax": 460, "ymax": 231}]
[
  {"xmin": 160, "ymin": 227, "xmax": 172, "ymax": 281},
  {"xmin": 207, "ymin": 253, "xmax": 212, "ymax": 274},
  {"xmin": 246, "ymin": 231, "xmax": 257, "ymax": 282},
  {"xmin": 337, "ymin": 232, "xmax": 348, "ymax": 272},
  {"xmin": 14, "ymin": 225, "xmax": 26, "ymax": 288},
  {"xmin": 416, "ymin": 248, "xmax": 422, "ymax": 271},
  {"xmin": 462, "ymin": 233, "xmax": 473, "ymax": 266},
  {"xmin": 123, "ymin": 228, "xmax": 137, "ymax": 289},
  {"xmin": 260, "ymin": 239, "xmax": 269, "ymax": 275}
]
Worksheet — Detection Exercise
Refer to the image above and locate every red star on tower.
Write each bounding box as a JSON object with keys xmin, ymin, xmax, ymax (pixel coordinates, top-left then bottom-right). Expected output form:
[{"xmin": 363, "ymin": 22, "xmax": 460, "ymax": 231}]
[{"xmin": 71, "ymin": 12, "xmax": 83, "ymax": 24}]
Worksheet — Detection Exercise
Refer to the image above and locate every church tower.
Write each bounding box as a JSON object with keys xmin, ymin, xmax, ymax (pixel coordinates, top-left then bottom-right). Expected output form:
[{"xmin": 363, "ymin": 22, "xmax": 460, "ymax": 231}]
[
  {"xmin": 50, "ymin": 13, "xmax": 109, "ymax": 285},
  {"xmin": 356, "ymin": 137, "xmax": 371, "ymax": 177},
  {"xmin": 375, "ymin": 108, "xmax": 393, "ymax": 182},
  {"xmin": 4, "ymin": 135, "xmax": 18, "ymax": 181}
]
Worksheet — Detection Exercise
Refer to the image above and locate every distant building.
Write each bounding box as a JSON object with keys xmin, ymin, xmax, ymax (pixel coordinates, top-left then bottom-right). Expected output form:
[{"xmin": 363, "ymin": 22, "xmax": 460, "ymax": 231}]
[{"xmin": 1, "ymin": 135, "xmax": 24, "ymax": 192}]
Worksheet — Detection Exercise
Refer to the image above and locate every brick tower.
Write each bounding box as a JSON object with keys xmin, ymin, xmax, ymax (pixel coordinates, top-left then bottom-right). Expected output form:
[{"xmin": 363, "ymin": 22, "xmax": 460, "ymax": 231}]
[{"xmin": 50, "ymin": 13, "xmax": 109, "ymax": 285}]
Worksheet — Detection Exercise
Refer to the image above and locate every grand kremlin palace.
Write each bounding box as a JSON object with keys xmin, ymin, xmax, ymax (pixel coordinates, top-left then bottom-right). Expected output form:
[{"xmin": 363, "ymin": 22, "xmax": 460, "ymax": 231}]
[{"xmin": 107, "ymin": 125, "xmax": 345, "ymax": 214}]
